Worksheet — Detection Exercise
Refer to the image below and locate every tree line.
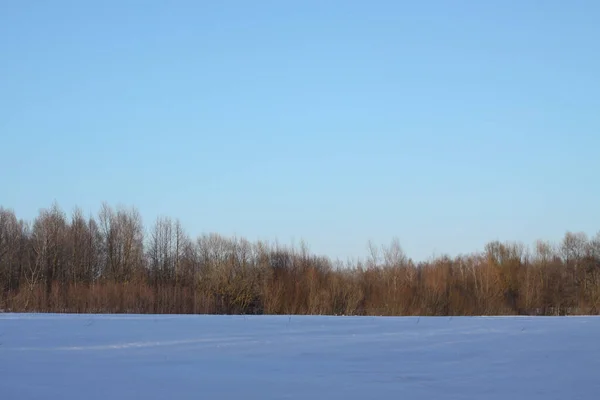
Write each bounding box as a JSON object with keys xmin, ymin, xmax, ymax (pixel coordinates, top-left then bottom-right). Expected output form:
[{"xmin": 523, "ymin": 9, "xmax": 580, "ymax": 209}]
[{"xmin": 1, "ymin": 202, "xmax": 599, "ymax": 315}]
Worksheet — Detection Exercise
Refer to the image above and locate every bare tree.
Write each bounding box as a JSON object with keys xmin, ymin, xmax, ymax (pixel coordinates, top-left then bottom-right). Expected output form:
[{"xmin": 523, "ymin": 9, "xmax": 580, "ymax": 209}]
[
  {"xmin": 2, "ymin": 200, "xmax": 600, "ymax": 316},
  {"xmin": 561, "ymin": 232, "xmax": 588, "ymax": 266},
  {"xmin": 31, "ymin": 202, "xmax": 69, "ymax": 307},
  {"xmin": 382, "ymin": 237, "xmax": 407, "ymax": 268},
  {"xmin": 99, "ymin": 203, "xmax": 144, "ymax": 282},
  {"xmin": 0, "ymin": 208, "xmax": 25, "ymax": 298},
  {"xmin": 366, "ymin": 240, "xmax": 380, "ymax": 269},
  {"xmin": 148, "ymin": 216, "xmax": 174, "ymax": 283}
]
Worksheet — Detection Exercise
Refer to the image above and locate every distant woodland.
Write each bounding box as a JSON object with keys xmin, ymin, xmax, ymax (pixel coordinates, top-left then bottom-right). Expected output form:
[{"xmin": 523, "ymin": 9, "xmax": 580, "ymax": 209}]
[{"xmin": 1, "ymin": 203, "xmax": 599, "ymax": 316}]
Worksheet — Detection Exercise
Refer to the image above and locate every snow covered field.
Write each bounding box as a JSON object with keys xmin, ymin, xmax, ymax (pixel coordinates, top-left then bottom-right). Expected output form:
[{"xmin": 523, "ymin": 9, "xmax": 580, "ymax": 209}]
[{"xmin": 1, "ymin": 314, "xmax": 599, "ymax": 399}]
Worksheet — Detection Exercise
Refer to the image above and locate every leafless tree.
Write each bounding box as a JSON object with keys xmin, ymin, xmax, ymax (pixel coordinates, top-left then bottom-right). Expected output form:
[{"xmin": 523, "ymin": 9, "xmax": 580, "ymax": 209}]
[
  {"xmin": 99, "ymin": 203, "xmax": 144, "ymax": 282},
  {"xmin": 31, "ymin": 202, "xmax": 68, "ymax": 307},
  {"xmin": 382, "ymin": 237, "xmax": 408, "ymax": 268},
  {"xmin": 2, "ymin": 200, "xmax": 600, "ymax": 316}
]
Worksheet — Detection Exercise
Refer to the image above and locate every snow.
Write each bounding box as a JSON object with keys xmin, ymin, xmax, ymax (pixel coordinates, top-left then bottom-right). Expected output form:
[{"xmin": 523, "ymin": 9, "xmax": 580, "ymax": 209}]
[{"xmin": 1, "ymin": 314, "xmax": 599, "ymax": 399}]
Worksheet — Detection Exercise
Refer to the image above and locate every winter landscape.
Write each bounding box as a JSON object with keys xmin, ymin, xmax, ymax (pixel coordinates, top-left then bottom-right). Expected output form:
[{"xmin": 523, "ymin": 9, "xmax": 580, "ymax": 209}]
[
  {"xmin": 1, "ymin": 313, "xmax": 599, "ymax": 399},
  {"xmin": 3, "ymin": 1, "xmax": 600, "ymax": 398}
]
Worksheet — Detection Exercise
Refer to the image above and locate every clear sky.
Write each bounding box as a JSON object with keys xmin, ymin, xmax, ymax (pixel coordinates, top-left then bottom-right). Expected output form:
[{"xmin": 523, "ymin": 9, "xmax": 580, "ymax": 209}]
[{"xmin": 1, "ymin": 1, "xmax": 599, "ymax": 262}]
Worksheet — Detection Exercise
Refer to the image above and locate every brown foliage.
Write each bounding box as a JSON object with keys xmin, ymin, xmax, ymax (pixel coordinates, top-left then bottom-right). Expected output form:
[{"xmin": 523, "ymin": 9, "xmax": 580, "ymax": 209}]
[{"xmin": 1, "ymin": 203, "xmax": 599, "ymax": 316}]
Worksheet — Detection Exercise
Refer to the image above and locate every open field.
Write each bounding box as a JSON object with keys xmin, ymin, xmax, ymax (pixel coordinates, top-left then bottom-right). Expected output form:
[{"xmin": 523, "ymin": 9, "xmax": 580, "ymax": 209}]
[{"xmin": 1, "ymin": 314, "xmax": 599, "ymax": 399}]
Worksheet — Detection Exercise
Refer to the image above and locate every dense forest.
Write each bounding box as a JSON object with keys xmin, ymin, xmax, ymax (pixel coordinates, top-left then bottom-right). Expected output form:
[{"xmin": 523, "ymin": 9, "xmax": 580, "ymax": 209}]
[{"xmin": 0, "ymin": 202, "xmax": 599, "ymax": 316}]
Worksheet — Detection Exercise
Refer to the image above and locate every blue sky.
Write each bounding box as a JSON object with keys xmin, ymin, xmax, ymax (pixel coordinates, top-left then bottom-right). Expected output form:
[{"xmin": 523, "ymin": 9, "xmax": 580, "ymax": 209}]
[{"xmin": 1, "ymin": 1, "xmax": 599, "ymax": 262}]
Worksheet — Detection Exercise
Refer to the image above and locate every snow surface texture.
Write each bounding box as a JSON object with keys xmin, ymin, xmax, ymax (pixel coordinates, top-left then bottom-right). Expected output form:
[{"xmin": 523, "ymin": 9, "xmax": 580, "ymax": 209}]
[{"xmin": 1, "ymin": 314, "xmax": 599, "ymax": 399}]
